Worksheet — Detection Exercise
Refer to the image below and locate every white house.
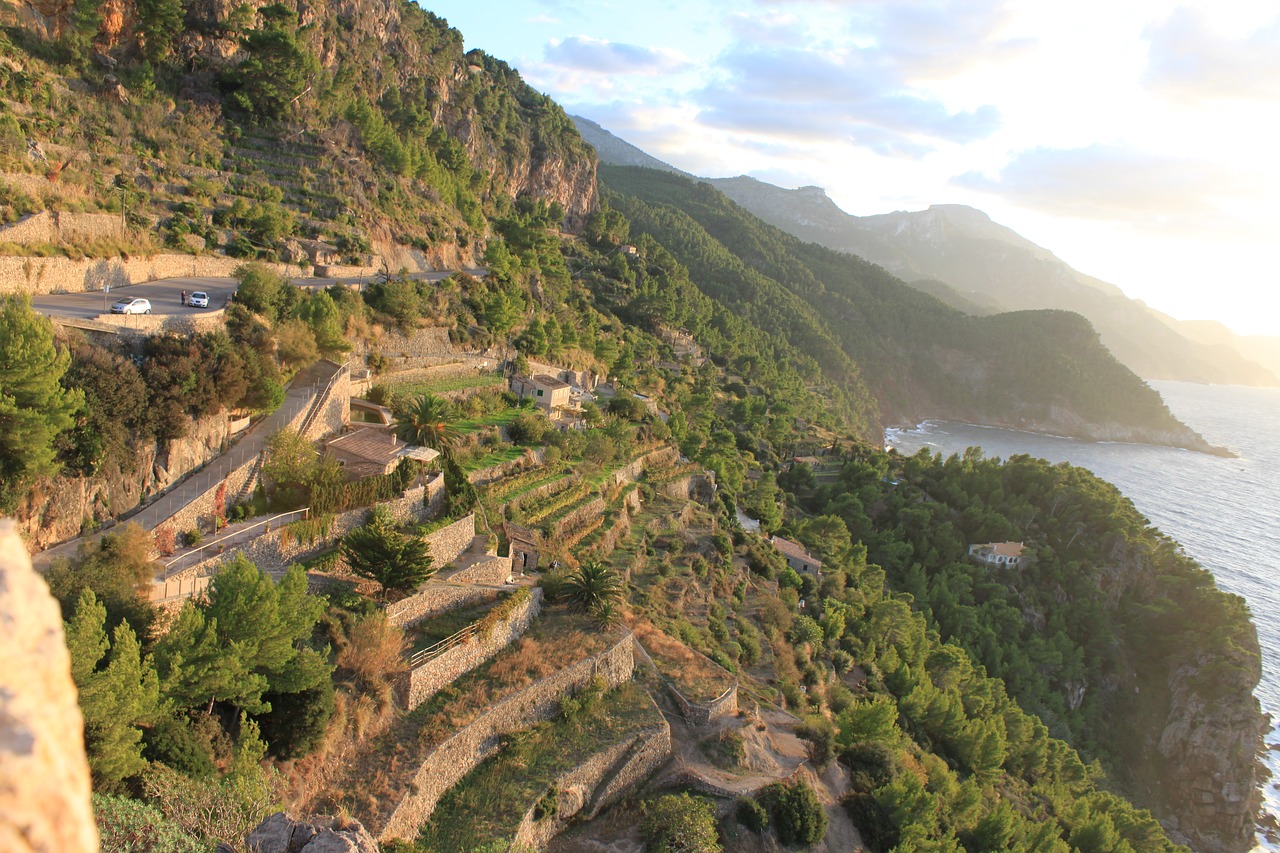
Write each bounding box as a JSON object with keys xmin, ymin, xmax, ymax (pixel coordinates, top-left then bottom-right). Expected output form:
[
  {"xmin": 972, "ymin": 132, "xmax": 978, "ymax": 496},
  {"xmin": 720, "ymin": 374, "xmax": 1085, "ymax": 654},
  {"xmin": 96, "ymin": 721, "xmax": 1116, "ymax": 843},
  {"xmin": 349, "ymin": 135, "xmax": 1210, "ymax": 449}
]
[{"xmin": 968, "ymin": 542, "xmax": 1026, "ymax": 567}]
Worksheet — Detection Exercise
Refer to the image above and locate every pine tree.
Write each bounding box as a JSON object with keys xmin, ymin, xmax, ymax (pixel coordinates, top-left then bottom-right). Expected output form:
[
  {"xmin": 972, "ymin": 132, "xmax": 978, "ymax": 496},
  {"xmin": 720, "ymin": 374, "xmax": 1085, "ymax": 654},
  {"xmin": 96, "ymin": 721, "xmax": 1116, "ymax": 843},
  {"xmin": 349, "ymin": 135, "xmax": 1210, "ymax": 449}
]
[
  {"xmin": 0, "ymin": 295, "xmax": 83, "ymax": 510},
  {"xmin": 65, "ymin": 590, "xmax": 161, "ymax": 789},
  {"xmin": 340, "ymin": 517, "xmax": 435, "ymax": 597}
]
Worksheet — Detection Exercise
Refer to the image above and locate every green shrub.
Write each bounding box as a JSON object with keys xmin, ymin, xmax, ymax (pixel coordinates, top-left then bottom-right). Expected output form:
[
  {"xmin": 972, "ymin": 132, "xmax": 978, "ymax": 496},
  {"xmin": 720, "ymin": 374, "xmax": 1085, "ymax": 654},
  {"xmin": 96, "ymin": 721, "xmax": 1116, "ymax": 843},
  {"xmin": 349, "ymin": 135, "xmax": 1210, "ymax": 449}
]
[
  {"xmin": 641, "ymin": 793, "xmax": 722, "ymax": 853},
  {"xmin": 185, "ymin": 528, "xmax": 202, "ymax": 548},
  {"xmin": 736, "ymin": 796, "xmax": 769, "ymax": 834},
  {"xmin": 94, "ymin": 793, "xmax": 207, "ymax": 853},
  {"xmin": 762, "ymin": 781, "xmax": 827, "ymax": 846}
]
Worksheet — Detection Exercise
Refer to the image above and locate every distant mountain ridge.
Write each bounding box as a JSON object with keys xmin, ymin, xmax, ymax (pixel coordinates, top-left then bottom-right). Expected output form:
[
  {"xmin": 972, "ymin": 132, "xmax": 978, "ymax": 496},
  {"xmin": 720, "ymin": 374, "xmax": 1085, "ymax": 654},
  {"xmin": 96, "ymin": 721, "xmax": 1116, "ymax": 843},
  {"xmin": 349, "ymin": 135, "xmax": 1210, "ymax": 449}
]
[{"xmin": 572, "ymin": 116, "xmax": 1277, "ymax": 387}]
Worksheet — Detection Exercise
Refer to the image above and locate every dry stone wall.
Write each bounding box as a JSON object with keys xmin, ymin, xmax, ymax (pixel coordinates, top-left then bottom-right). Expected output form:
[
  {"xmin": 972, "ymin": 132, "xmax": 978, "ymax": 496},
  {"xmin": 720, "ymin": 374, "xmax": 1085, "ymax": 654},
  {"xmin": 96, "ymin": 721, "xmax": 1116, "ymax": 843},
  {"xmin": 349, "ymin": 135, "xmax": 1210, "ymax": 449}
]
[
  {"xmin": 401, "ymin": 588, "xmax": 542, "ymax": 710},
  {"xmin": 375, "ymin": 633, "xmax": 637, "ymax": 843},
  {"xmin": 424, "ymin": 514, "xmax": 475, "ymax": 568},
  {"xmin": 385, "ymin": 583, "xmax": 498, "ymax": 629},
  {"xmin": 671, "ymin": 682, "xmax": 739, "ymax": 726},
  {"xmin": 547, "ymin": 497, "xmax": 606, "ymax": 542},
  {"xmin": 446, "ymin": 554, "xmax": 514, "ymax": 585},
  {"xmin": 169, "ymin": 483, "xmax": 438, "ymax": 580},
  {"xmin": 0, "ymin": 251, "xmax": 307, "ymax": 296},
  {"xmin": 510, "ymin": 719, "xmax": 671, "ymax": 852},
  {"xmin": 612, "ymin": 446, "xmax": 680, "ymax": 487},
  {"xmin": 0, "ymin": 210, "xmax": 123, "ymax": 246}
]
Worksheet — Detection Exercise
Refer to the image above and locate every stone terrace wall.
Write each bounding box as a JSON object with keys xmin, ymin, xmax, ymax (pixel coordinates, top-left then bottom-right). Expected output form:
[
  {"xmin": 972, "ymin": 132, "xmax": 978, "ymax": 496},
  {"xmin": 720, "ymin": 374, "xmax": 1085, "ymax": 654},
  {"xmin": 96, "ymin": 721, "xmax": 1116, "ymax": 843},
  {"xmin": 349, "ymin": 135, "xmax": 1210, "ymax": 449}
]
[
  {"xmin": 0, "ymin": 211, "xmax": 123, "ymax": 246},
  {"xmin": 468, "ymin": 448, "xmax": 546, "ymax": 487},
  {"xmin": 385, "ymin": 583, "xmax": 499, "ymax": 629},
  {"xmin": 446, "ymin": 554, "xmax": 514, "ymax": 585},
  {"xmin": 510, "ymin": 719, "xmax": 671, "ymax": 852},
  {"xmin": 547, "ymin": 497, "xmax": 606, "ymax": 542},
  {"xmin": 375, "ymin": 633, "xmax": 637, "ymax": 843},
  {"xmin": 424, "ymin": 514, "xmax": 475, "ymax": 568},
  {"xmin": 0, "ymin": 252, "xmax": 306, "ymax": 296},
  {"xmin": 670, "ymin": 682, "xmax": 739, "ymax": 727},
  {"xmin": 167, "ymin": 482, "xmax": 436, "ymax": 581},
  {"xmin": 401, "ymin": 588, "xmax": 542, "ymax": 710},
  {"xmin": 612, "ymin": 446, "xmax": 680, "ymax": 487}
]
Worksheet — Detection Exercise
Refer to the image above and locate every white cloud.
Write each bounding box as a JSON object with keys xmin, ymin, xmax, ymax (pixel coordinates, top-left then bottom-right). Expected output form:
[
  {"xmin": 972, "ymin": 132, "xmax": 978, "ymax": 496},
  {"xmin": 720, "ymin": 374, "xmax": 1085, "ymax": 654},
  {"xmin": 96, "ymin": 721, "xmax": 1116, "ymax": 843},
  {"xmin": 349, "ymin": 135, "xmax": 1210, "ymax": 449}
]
[{"xmin": 1144, "ymin": 7, "xmax": 1280, "ymax": 102}]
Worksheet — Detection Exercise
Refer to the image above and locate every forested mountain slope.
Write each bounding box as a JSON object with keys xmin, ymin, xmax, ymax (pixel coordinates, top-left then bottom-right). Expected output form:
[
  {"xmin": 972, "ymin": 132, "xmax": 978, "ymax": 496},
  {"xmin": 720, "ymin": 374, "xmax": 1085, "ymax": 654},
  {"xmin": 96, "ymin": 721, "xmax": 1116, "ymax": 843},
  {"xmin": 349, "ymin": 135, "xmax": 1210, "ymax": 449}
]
[{"xmin": 602, "ymin": 166, "xmax": 1222, "ymax": 454}]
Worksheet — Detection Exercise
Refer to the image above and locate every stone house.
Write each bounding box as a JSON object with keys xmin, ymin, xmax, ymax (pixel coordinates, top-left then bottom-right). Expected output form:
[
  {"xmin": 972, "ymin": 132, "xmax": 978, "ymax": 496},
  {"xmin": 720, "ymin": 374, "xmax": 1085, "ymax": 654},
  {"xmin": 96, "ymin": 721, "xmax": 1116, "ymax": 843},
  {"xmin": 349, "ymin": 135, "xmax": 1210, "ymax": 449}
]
[
  {"xmin": 324, "ymin": 426, "xmax": 439, "ymax": 480},
  {"xmin": 504, "ymin": 521, "xmax": 540, "ymax": 573},
  {"xmin": 770, "ymin": 535, "xmax": 823, "ymax": 577},
  {"xmin": 968, "ymin": 541, "xmax": 1026, "ymax": 567},
  {"xmin": 510, "ymin": 374, "xmax": 572, "ymax": 414}
]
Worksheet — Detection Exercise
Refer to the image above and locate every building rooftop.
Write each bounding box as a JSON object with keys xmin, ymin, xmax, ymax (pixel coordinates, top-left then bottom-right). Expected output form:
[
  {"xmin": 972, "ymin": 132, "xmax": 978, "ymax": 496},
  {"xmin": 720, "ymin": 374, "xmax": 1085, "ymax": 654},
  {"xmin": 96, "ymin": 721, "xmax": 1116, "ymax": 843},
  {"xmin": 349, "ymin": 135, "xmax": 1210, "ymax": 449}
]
[
  {"xmin": 326, "ymin": 427, "xmax": 437, "ymax": 466},
  {"xmin": 770, "ymin": 535, "xmax": 823, "ymax": 567},
  {"xmin": 533, "ymin": 374, "xmax": 570, "ymax": 390},
  {"xmin": 973, "ymin": 542, "xmax": 1025, "ymax": 557}
]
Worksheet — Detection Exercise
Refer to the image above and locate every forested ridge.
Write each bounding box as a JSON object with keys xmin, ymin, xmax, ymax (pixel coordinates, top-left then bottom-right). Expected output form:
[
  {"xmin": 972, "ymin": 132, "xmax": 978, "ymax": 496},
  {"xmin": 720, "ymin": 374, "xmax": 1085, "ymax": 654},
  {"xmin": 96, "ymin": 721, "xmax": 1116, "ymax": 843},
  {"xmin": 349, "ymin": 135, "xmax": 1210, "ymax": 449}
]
[{"xmin": 602, "ymin": 165, "xmax": 1215, "ymax": 449}]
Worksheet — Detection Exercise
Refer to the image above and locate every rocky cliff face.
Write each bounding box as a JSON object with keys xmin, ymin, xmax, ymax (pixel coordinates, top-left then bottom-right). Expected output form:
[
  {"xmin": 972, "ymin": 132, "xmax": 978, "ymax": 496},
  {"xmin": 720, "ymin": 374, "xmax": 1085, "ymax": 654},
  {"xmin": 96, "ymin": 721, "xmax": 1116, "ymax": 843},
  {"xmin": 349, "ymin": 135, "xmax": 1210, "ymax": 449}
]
[
  {"xmin": 1086, "ymin": 540, "xmax": 1264, "ymax": 853},
  {"xmin": 0, "ymin": 519, "xmax": 98, "ymax": 853},
  {"xmin": 176, "ymin": 0, "xmax": 598, "ymax": 226},
  {"xmin": 16, "ymin": 411, "xmax": 230, "ymax": 549},
  {"xmin": 1158, "ymin": 649, "xmax": 1264, "ymax": 852}
]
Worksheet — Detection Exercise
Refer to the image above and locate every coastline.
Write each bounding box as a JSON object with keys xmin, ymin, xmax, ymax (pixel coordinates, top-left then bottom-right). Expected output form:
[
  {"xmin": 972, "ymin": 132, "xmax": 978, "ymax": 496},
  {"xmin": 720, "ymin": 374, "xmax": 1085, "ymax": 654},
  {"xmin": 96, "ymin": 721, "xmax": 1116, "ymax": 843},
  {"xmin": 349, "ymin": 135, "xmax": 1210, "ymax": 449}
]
[{"xmin": 886, "ymin": 418, "xmax": 1236, "ymax": 458}]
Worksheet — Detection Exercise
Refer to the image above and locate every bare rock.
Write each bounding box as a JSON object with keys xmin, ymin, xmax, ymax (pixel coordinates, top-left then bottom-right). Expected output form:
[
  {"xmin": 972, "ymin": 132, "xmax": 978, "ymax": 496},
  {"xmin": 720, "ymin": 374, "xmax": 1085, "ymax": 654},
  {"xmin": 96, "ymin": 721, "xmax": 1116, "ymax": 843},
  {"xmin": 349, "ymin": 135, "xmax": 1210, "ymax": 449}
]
[
  {"xmin": 180, "ymin": 233, "xmax": 207, "ymax": 253},
  {"xmin": 0, "ymin": 519, "xmax": 98, "ymax": 853},
  {"xmin": 247, "ymin": 812, "xmax": 378, "ymax": 853}
]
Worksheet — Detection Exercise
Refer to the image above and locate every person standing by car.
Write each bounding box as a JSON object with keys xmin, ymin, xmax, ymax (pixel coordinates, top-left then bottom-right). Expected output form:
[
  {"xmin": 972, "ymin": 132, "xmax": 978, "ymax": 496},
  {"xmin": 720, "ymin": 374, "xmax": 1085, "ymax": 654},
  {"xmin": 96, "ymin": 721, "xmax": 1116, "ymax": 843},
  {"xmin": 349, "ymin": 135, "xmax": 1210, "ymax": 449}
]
[{"xmin": 180, "ymin": 290, "xmax": 187, "ymax": 306}]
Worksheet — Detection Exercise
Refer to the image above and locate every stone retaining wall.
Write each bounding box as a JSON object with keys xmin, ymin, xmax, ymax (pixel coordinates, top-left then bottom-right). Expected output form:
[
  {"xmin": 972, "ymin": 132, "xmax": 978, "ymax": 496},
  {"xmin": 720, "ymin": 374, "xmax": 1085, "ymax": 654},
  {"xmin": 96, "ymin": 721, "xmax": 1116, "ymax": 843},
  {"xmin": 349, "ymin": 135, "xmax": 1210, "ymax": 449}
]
[
  {"xmin": 160, "ymin": 452, "xmax": 260, "ymax": 537},
  {"xmin": 658, "ymin": 474, "xmax": 716, "ymax": 504},
  {"xmin": 0, "ymin": 252, "xmax": 307, "ymax": 296},
  {"xmin": 423, "ymin": 514, "xmax": 475, "ymax": 568},
  {"xmin": 385, "ymin": 583, "xmax": 498, "ymax": 629},
  {"xmin": 670, "ymin": 682, "xmax": 739, "ymax": 727},
  {"xmin": 401, "ymin": 589, "xmax": 542, "ymax": 710},
  {"xmin": 375, "ymin": 633, "xmax": 637, "ymax": 843},
  {"xmin": 612, "ymin": 446, "xmax": 680, "ymax": 487},
  {"xmin": 0, "ymin": 210, "xmax": 124, "ymax": 246},
  {"xmin": 468, "ymin": 448, "xmax": 546, "ymax": 487},
  {"xmin": 446, "ymin": 554, "xmax": 515, "ymax": 585},
  {"xmin": 510, "ymin": 718, "xmax": 672, "ymax": 851},
  {"xmin": 547, "ymin": 497, "xmax": 606, "ymax": 542},
  {"xmin": 165, "ymin": 482, "xmax": 437, "ymax": 581}
]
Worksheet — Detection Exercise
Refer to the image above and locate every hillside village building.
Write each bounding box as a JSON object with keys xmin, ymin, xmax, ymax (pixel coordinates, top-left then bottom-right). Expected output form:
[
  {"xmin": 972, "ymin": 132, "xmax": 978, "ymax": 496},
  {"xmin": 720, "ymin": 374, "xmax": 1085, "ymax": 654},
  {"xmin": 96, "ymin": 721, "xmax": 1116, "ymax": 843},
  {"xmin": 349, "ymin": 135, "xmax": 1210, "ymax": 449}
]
[
  {"xmin": 510, "ymin": 373, "xmax": 572, "ymax": 414},
  {"xmin": 324, "ymin": 427, "xmax": 439, "ymax": 480},
  {"xmin": 969, "ymin": 541, "xmax": 1026, "ymax": 567},
  {"xmin": 770, "ymin": 535, "xmax": 823, "ymax": 577}
]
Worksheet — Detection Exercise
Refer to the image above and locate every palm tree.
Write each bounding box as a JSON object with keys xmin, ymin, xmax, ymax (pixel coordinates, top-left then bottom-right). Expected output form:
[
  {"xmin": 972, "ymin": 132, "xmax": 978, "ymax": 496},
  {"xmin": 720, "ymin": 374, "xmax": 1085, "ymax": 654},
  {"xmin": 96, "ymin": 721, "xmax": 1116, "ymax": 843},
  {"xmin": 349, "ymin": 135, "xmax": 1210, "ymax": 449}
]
[
  {"xmin": 395, "ymin": 393, "xmax": 460, "ymax": 455},
  {"xmin": 561, "ymin": 561, "xmax": 624, "ymax": 624}
]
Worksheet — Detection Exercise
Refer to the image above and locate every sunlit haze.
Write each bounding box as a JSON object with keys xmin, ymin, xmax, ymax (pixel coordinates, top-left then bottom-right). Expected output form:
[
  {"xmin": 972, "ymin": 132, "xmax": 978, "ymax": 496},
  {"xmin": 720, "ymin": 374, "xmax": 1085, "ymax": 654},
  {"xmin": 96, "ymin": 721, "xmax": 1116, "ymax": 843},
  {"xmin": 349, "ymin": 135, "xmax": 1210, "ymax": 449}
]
[{"xmin": 424, "ymin": 0, "xmax": 1280, "ymax": 337}]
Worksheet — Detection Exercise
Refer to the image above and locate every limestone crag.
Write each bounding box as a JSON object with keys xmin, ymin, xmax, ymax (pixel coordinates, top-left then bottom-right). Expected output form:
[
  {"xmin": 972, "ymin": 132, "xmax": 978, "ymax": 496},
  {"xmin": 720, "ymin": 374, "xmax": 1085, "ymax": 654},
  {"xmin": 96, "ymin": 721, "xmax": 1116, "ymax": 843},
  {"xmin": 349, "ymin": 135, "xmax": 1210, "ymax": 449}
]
[
  {"xmin": 17, "ymin": 409, "xmax": 231, "ymax": 549},
  {"xmin": 0, "ymin": 519, "xmax": 98, "ymax": 853},
  {"xmin": 1159, "ymin": 651, "xmax": 1265, "ymax": 853}
]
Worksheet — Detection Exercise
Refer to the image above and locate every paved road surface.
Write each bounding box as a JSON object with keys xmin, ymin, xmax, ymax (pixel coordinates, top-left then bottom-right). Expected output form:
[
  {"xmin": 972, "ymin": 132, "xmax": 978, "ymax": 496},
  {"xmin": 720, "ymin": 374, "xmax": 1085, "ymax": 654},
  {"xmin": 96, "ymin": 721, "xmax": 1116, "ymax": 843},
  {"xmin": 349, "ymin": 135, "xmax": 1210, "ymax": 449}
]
[{"xmin": 30, "ymin": 268, "xmax": 486, "ymax": 321}]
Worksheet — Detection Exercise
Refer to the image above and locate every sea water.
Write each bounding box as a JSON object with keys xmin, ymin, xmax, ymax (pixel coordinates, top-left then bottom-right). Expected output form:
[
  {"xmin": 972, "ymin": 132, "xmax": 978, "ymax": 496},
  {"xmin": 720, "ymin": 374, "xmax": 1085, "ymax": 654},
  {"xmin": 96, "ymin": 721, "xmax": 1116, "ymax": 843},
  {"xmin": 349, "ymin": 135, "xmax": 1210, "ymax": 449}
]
[{"xmin": 884, "ymin": 380, "xmax": 1280, "ymax": 850}]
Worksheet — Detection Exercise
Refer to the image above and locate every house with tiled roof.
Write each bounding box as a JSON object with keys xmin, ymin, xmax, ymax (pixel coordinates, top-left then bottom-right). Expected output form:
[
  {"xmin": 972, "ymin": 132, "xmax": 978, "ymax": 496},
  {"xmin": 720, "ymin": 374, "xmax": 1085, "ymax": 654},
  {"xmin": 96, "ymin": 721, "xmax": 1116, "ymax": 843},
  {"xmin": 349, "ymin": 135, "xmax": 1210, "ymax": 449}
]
[
  {"xmin": 968, "ymin": 541, "xmax": 1026, "ymax": 567},
  {"xmin": 770, "ymin": 535, "xmax": 823, "ymax": 577},
  {"xmin": 324, "ymin": 427, "xmax": 439, "ymax": 480}
]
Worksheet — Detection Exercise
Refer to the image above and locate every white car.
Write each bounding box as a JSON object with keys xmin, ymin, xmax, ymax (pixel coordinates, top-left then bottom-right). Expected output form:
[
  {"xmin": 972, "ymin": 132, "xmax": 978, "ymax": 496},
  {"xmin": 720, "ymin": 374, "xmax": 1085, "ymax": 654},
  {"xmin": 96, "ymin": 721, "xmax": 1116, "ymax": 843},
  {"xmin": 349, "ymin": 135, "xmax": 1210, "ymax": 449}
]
[
  {"xmin": 188, "ymin": 291, "xmax": 209, "ymax": 308},
  {"xmin": 110, "ymin": 297, "xmax": 151, "ymax": 314}
]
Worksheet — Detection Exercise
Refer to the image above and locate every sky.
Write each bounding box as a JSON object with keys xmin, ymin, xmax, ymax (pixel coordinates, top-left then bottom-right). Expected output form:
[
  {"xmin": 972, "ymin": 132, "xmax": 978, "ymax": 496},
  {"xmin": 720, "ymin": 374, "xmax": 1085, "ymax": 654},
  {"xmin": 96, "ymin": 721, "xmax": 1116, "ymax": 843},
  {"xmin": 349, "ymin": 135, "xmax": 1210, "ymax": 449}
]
[{"xmin": 422, "ymin": 0, "xmax": 1280, "ymax": 337}]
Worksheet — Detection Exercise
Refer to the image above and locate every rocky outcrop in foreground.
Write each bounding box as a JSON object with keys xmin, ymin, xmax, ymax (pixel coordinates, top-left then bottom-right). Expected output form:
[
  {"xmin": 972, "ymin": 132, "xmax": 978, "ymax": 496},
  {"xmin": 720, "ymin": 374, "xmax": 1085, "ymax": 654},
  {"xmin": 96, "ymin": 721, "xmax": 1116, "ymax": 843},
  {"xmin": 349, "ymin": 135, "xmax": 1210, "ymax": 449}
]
[
  {"xmin": 247, "ymin": 812, "xmax": 378, "ymax": 853},
  {"xmin": 0, "ymin": 519, "xmax": 97, "ymax": 853}
]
